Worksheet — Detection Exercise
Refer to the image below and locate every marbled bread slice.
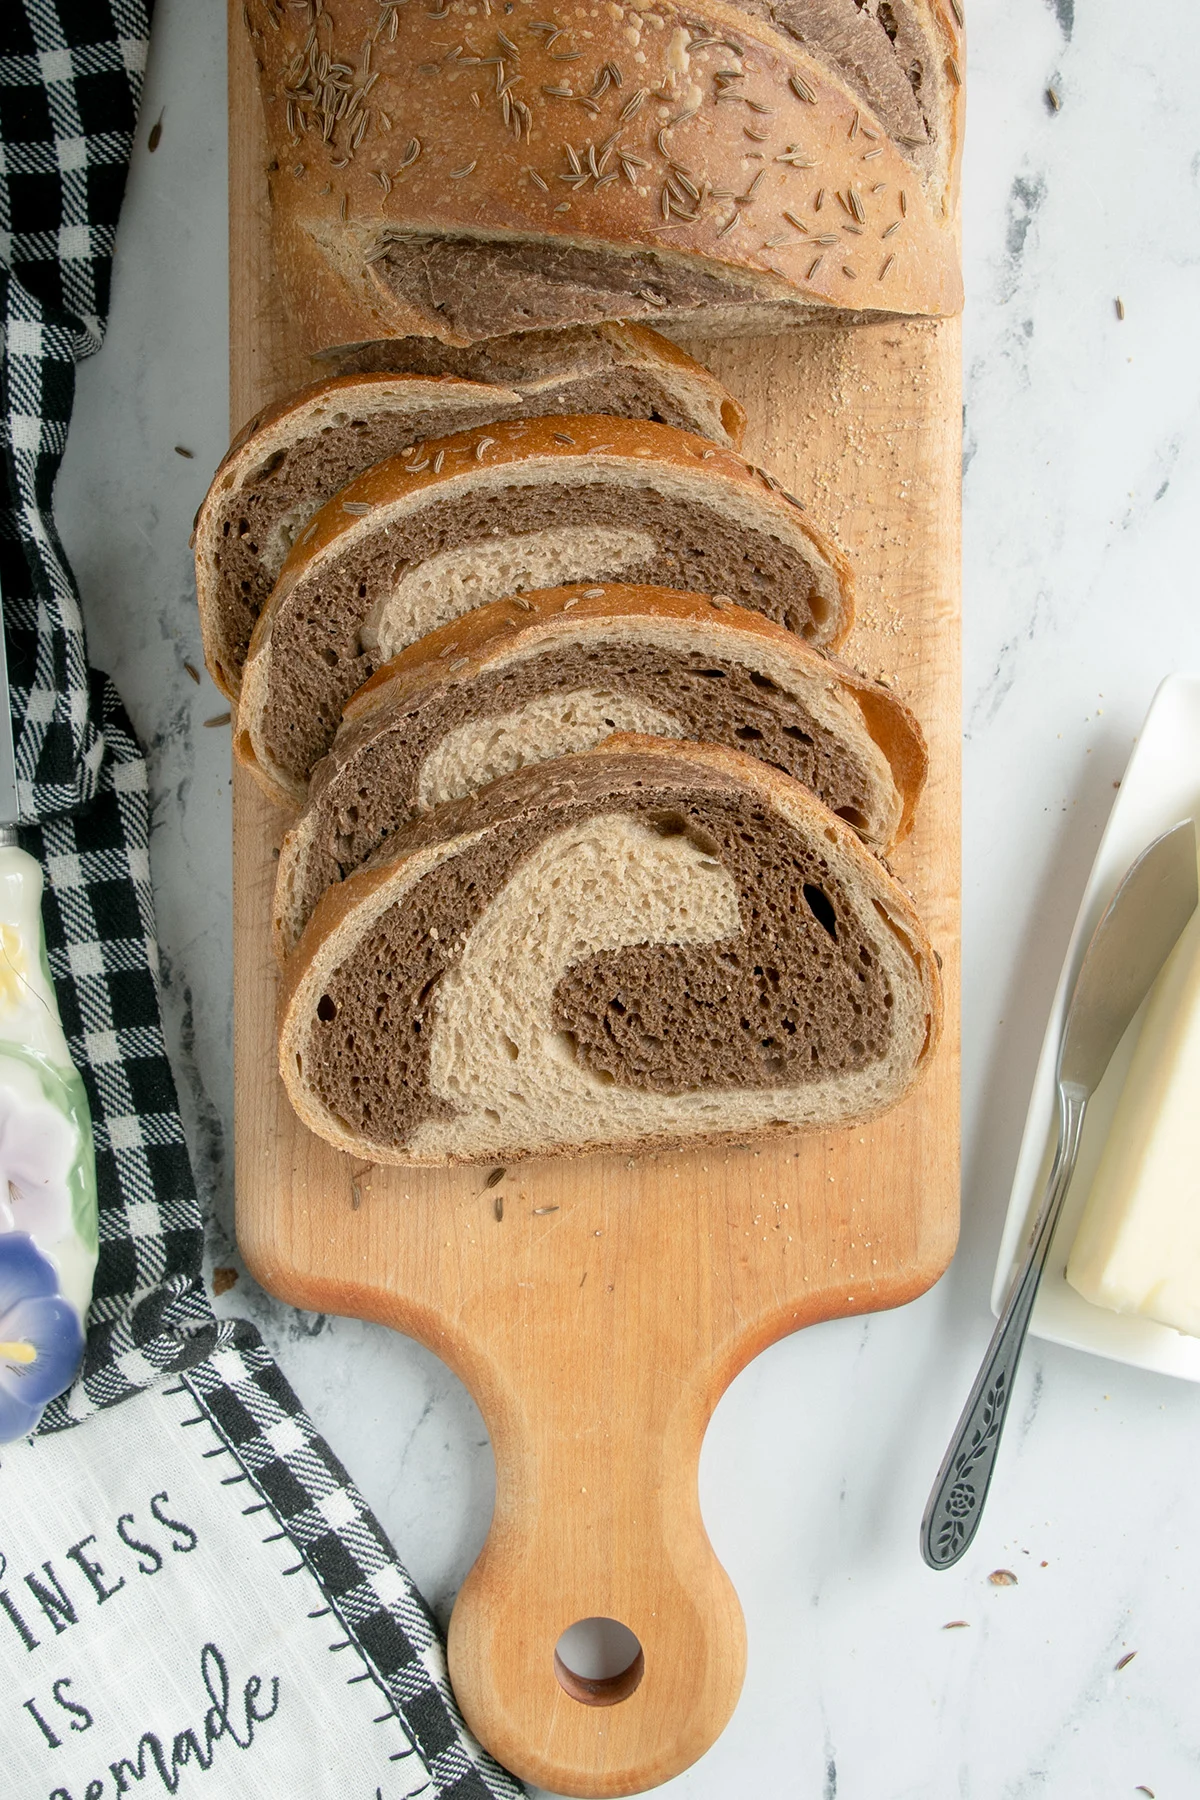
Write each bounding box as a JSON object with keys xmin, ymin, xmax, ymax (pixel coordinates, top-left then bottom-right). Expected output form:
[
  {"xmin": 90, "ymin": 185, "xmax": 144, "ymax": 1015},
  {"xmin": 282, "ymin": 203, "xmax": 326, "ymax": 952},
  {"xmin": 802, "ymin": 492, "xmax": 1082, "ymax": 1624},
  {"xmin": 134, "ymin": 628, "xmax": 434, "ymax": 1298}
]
[
  {"xmin": 273, "ymin": 584, "xmax": 925, "ymax": 959},
  {"xmin": 194, "ymin": 323, "xmax": 745, "ymax": 697},
  {"xmin": 313, "ymin": 322, "xmax": 747, "ymax": 448},
  {"xmin": 279, "ymin": 737, "xmax": 942, "ymax": 1166},
  {"xmin": 238, "ymin": 414, "xmax": 853, "ymax": 807}
]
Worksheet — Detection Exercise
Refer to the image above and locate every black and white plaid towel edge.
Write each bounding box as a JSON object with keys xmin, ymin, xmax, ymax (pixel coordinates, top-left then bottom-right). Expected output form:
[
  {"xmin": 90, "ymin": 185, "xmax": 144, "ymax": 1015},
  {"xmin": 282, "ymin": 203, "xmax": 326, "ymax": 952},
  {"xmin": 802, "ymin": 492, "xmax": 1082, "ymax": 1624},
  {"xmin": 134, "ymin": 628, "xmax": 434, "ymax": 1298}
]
[{"xmin": 0, "ymin": 6, "xmax": 522, "ymax": 1794}]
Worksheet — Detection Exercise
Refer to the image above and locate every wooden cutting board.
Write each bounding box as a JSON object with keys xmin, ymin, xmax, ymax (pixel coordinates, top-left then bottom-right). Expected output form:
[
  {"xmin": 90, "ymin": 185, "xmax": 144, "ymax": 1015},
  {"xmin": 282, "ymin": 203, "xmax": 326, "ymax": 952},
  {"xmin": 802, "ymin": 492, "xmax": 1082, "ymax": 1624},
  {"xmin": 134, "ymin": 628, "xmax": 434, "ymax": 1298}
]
[{"xmin": 227, "ymin": 10, "xmax": 960, "ymax": 1795}]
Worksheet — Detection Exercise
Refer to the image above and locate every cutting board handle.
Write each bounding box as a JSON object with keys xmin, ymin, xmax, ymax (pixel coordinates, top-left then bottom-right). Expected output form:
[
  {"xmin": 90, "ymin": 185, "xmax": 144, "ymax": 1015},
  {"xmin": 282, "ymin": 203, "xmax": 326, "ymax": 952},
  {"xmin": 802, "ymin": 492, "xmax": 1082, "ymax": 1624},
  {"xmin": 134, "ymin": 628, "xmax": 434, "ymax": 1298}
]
[{"xmin": 447, "ymin": 1374, "xmax": 747, "ymax": 1798}]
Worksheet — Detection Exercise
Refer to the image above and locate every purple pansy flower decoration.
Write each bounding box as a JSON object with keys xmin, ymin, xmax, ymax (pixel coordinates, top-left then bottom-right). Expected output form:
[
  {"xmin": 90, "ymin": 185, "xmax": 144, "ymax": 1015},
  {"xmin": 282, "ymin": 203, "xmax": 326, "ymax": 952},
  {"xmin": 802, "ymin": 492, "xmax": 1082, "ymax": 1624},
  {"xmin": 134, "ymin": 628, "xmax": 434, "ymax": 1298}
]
[{"xmin": 0, "ymin": 1234, "xmax": 84, "ymax": 1443}]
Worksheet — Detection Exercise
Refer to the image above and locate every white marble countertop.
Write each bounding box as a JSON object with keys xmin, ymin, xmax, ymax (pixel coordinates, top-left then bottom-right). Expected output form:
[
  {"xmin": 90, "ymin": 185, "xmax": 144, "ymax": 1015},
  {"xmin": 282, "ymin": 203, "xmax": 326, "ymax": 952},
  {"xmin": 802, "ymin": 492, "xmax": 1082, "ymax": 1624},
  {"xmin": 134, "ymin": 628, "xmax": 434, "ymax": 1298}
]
[{"xmin": 53, "ymin": 1, "xmax": 1200, "ymax": 1793}]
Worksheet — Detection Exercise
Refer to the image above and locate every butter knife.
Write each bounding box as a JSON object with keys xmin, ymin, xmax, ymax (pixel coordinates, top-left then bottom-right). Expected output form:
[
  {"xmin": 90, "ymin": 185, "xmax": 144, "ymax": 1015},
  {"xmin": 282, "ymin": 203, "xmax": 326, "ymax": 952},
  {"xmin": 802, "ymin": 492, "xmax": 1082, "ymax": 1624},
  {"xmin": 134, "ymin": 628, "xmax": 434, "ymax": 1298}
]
[{"xmin": 922, "ymin": 819, "xmax": 1199, "ymax": 1568}]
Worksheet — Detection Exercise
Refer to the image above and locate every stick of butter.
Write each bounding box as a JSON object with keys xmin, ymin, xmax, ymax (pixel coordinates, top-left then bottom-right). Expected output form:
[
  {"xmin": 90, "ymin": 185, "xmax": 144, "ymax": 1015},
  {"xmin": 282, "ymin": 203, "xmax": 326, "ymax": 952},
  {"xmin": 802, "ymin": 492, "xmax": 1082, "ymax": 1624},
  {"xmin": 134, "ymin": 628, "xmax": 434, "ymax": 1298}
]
[{"xmin": 1067, "ymin": 902, "xmax": 1200, "ymax": 1335}]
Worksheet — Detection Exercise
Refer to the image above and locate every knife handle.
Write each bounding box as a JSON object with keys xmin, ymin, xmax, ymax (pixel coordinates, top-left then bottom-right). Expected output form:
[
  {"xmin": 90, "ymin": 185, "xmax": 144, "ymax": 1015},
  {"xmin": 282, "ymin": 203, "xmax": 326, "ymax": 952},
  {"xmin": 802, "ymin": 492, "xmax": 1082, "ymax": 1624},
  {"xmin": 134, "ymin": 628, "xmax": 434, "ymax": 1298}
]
[{"xmin": 921, "ymin": 1084, "xmax": 1087, "ymax": 1569}]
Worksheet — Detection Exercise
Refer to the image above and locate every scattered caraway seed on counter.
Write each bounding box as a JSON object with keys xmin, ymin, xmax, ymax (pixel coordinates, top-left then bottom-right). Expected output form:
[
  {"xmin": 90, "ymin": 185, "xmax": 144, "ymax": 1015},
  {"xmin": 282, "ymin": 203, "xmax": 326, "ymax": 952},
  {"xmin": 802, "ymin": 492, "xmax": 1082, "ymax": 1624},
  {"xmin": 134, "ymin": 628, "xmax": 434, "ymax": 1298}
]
[
  {"xmin": 1046, "ymin": 86, "xmax": 1061, "ymax": 110},
  {"xmin": 494, "ymin": 1195, "xmax": 504, "ymax": 1221},
  {"xmin": 533, "ymin": 1205, "xmax": 560, "ymax": 1215},
  {"xmin": 148, "ymin": 109, "xmax": 164, "ymax": 151},
  {"xmin": 988, "ymin": 1570, "xmax": 1018, "ymax": 1586},
  {"xmin": 1115, "ymin": 1651, "xmax": 1138, "ymax": 1671},
  {"xmin": 1116, "ymin": 296, "xmax": 1126, "ymax": 320},
  {"xmin": 941, "ymin": 1620, "xmax": 969, "ymax": 1630},
  {"xmin": 183, "ymin": 660, "xmax": 200, "ymax": 683},
  {"xmin": 204, "ymin": 712, "xmax": 231, "ymax": 728},
  {"xmin": 174, "ymin": 444, "xmax": 194, "ymax": 457},
  {"xmin": 485, "ymin": 1166, "xmax": 506, "ymax": 1188}
]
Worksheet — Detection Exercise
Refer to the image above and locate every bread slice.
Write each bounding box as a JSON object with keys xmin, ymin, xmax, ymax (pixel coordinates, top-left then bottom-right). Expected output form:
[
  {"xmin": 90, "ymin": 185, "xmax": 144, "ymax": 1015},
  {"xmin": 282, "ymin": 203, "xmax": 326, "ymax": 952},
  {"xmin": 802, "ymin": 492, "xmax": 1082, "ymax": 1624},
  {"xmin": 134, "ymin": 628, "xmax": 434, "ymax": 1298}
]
[
  {"xmin": 194, "ymin": 324, "xmax": 745, "ymax": 697},
  {"xmin": 310, "ymin": 321, "xmax": 747, "ymax": 448},
  {"xmin": 241, "ymin": 0, "xmax": 963, "ymax": 351},
  {"xmin": 273, "ymin": 584, "xmax": 925, "ymax": 959},
  {"xmin": 238, "ymin": 415, "xmax": 854, "ymax": 807},
  {"xmin": 278, "ymin": 736, "xmax": 942, "ymax": 1166}
]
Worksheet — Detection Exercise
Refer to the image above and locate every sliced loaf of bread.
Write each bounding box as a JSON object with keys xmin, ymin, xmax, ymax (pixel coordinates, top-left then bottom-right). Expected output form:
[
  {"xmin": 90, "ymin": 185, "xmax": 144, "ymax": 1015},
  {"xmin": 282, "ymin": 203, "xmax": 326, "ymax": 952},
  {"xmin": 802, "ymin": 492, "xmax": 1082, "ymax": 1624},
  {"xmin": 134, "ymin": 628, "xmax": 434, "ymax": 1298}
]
[
  {"xmin": 238, "ymin": 416, "xmax": 853, "ymax": 807},
  {"xmin": 273, "ymin": 584, "xmax": 925, "ymax": 958},
  {"xmin": 243, "ymin": 0, "xmax": 962, "ymax": 349},
  {"xmin": 279, "ymin": 736, "xmax": 942, "ymax": 1165},
  {"xmin": 194, "ymin": 324, "xmax": 744, "ymax": 697}
]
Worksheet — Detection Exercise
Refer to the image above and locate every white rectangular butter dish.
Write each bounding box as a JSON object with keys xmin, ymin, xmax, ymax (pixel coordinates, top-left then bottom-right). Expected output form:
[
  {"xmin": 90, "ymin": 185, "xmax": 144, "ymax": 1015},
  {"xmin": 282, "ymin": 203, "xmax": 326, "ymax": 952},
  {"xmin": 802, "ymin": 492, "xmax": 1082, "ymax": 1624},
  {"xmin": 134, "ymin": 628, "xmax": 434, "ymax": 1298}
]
[{"xmin": 992, "ymin": 673, "xmax": 1200, "ymax": 1381}]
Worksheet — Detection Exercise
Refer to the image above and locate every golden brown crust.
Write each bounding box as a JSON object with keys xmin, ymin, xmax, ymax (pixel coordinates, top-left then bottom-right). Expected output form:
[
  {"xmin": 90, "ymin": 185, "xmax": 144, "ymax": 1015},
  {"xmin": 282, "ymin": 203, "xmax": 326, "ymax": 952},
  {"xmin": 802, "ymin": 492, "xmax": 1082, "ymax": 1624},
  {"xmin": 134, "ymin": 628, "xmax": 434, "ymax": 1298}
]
[
  {"xmin": 278, "ymin": 734, "xmax": 942, "ymax": 1163},
  {"xmin": 836, "ymin": 667, "xmax": 928, "ymax": 843},
  {"xmin": 243, "ymin": 0, "xmax": 962, "ymax": 349},
  {"xmin": 230, "ymin": 715, "xmax": 298, "ymax": 809},
  {"xmin": 607, "ymin": 324, "xmax": 747, "ymax": 446}
]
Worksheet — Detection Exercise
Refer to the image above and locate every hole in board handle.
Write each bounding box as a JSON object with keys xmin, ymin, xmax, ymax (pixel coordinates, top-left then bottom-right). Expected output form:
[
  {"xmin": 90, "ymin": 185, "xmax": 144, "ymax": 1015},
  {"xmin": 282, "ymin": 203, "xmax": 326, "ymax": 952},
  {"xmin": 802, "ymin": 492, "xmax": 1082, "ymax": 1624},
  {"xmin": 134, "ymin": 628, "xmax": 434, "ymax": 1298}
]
[{"xmin": 553, "ymin": 1618, "xmax": 644, "ymax": 1707}]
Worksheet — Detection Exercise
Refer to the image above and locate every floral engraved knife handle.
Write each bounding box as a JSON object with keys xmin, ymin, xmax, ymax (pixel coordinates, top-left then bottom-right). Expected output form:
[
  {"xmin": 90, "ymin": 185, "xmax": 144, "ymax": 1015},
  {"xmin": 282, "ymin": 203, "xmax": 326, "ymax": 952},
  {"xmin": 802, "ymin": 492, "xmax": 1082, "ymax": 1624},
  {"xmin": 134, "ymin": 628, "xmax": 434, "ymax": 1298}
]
[
  {"xmin": 922, "ymin": 1369, "xmax": 1011, "ymax": 1566},
  {"xmin": 922, "ymin": 1088, "xmax": 1087, "ymax": 1569}
]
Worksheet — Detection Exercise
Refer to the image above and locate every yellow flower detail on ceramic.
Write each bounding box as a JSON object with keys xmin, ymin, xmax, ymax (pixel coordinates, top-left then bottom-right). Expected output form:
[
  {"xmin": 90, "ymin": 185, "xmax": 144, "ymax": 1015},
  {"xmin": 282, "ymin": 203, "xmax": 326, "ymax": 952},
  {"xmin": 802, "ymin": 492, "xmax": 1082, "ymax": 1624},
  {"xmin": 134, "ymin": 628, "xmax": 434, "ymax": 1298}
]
[{"xmin": 0, "ymin": 922, "xmax": 28, "ymax": 1011}]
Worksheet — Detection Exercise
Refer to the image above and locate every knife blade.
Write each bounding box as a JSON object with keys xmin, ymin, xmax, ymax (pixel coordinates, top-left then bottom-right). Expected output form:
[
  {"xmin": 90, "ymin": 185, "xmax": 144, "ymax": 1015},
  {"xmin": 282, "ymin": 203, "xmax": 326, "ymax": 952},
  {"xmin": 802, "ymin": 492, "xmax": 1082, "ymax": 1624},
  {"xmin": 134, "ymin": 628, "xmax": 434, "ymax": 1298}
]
[{"xmin": 1058, "ymin": 821, "xmax": 1200, "ymax": 1092}]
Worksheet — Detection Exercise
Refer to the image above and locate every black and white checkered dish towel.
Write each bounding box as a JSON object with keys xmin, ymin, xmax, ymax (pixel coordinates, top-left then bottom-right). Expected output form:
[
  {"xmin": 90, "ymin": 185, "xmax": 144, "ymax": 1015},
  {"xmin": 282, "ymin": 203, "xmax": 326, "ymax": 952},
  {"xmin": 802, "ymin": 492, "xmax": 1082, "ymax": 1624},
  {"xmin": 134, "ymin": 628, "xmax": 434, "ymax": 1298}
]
[{"xmin": 0, "ymin": 6, "xmax": 522, "ymax": 1794}]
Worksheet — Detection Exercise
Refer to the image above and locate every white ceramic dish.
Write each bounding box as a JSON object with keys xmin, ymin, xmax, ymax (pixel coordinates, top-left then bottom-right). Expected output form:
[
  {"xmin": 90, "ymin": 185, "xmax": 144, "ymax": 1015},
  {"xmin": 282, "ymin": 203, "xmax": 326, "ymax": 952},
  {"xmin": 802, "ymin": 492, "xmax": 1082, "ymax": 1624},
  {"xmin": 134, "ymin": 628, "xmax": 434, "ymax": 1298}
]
[{"xmin": 991, "ymin": 673, "xmax": 1200, "ymax": 1381}]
